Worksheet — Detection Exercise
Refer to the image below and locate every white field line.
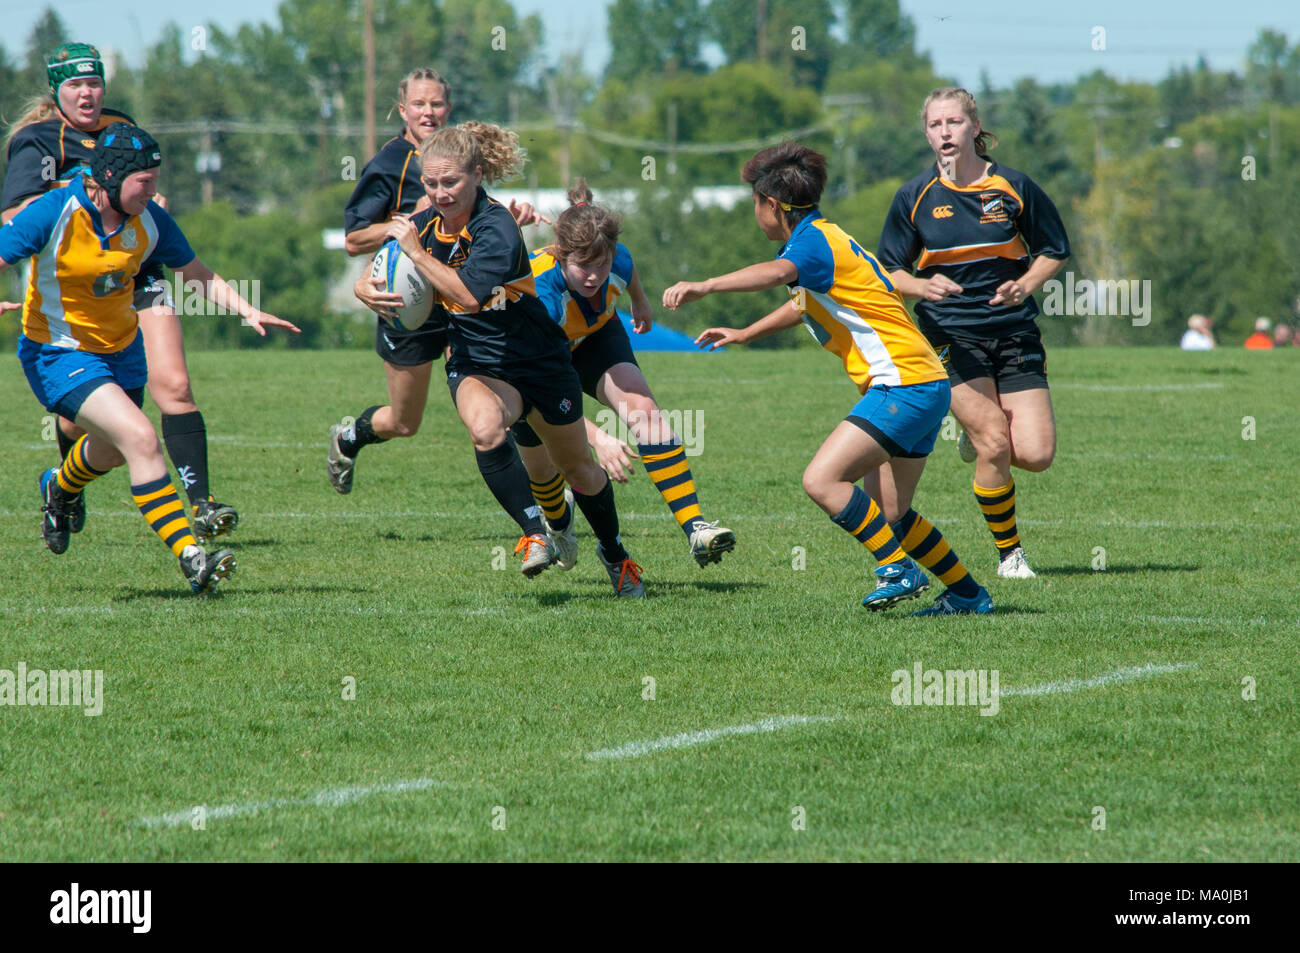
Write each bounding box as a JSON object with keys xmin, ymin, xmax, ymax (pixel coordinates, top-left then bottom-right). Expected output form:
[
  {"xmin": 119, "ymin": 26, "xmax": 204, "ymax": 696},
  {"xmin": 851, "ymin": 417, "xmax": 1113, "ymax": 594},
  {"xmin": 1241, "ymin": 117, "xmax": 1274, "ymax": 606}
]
[
  {"xmin": 587, "ymin": 663, "xmax": 1200, "ymax": 761},
  {"xmin": 998, "ymin": 662, "xmax": 1197, "ymax": 698},
  {"xmin": 585, "ymin": 715, "xmax": 834, "ymax": 761},
  {"xmin": 139, "ymin": 778, "xmax": 443, "ymax": 829}
]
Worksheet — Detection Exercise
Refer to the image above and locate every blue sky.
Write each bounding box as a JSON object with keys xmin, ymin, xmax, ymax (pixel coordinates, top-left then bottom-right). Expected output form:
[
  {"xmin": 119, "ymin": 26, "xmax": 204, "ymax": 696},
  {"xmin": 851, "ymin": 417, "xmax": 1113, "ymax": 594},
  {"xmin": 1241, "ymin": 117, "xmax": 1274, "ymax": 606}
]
[{"xmin": 0, "ymin": 0, "xmax": 1291, "ymax": 89}]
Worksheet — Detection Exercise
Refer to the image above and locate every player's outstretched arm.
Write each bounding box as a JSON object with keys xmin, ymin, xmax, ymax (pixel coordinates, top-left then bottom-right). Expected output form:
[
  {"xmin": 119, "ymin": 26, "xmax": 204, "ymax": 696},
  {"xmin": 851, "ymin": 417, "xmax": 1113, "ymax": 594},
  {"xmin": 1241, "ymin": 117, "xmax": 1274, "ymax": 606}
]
[
  {"xmin": 173, "ymin": 257, "xmax": 302, "ymax": 336},
  {"xmin": 628, "ymin": 268, "xmax": 653, "ymax": 333},
  {"xmin": 695, "ymin": 299, "xmax": 803, "ymax": 351},
  {"xmin": 663, "ymin": 259, "xmax": 799, "ymax": 309},
  {"xmin": 989, "ymin": 255, "xmax": 1064, "ymax": 305},
  {"xmin": 889, "ymin": 269, "xmax": 963, "ymax": 302}
]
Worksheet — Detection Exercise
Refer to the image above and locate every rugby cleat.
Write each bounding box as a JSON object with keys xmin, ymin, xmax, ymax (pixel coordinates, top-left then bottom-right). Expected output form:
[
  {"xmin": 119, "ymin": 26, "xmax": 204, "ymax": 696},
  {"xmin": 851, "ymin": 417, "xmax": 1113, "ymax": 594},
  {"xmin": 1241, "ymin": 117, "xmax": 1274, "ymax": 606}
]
[
  {"xmin": 956, "ymin": 429, "xmax": 977, "ymax": 463},
  {"xmin": 327, "ymin": 422, "xmax": 356, "ymax": 494},
  {"xmin": 911, "ymin": 585, "xmax": 995, "ymax": 616},
  {"xmin": 542, "ymin": 488, "xmax": 578, "ymax": 571},
  {"xmin": 193, "ymin": 499, "xmax": 239, "ymax": 542},
  {"xmin": 180, "ymin": 544, "xmax": 236, "ymax": 594},
  {"xmin": 67, "ymin": 489, "xmax": 86, "ymax": 534},
  {"xmin": 861, "ymin": 557, "xmax": 929, "ymax": 611},
  {"xmin": 997, "ymin": 546, "xmax": 1037, "ymax": 579},
  {"xmin": 688, "ymin": 520, "xmax": 736, "ymax": 567},
  {"xmin": 597, "ymin": 544, "xmax": 645, "ymax": 598},
  {"xmin": 515, "ymin": 533, "xmax": 557, "ymax": 578},
  {"xmin": 39, "ymin": 467, "xmax": 72, "ymax": 555}
]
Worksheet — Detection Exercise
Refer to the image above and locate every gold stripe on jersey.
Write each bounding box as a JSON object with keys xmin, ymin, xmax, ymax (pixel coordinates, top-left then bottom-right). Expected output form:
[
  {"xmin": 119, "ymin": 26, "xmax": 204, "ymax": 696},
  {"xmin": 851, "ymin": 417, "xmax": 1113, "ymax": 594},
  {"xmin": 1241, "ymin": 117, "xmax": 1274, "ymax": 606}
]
[
  {"xmin": 917, "ymin": 235, "xmax": 1029, "ymax": 270},
  {"xmin": 937, "ymin": 173, "xmax": 1026, "ymax": 210},
  {"xmin": 909, "ymin": 177, "xmax": 941, "ymax": 223}
]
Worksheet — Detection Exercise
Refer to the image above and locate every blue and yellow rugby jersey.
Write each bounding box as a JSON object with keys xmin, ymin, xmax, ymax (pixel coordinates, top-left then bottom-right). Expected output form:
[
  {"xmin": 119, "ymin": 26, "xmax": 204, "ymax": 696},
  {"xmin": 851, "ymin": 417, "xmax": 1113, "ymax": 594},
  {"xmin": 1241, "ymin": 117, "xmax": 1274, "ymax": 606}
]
[
  {"xmin": 410, "ymin": 187, "xmax": 567, "ymax": 369},
  {"xmin": 876, "ymin": 161, "xmax": 1069, "ymax": 336},
  {"xmin": 530, "ymin": 242, "xmax": 635, "ymax": 347},
  {"xmin": 343, "ymin": 134, "xmax": 422, "ymax": 234},
  {"xmin": 1, "ymin": 107, "xmax": 135, "ymax": 212},
  {"xmin": 779, "ymin": 211, "xmax": 946, "ymax": 394},
  {"xmin": 0, "ymin": 177, "xmax": 195, "ymax": 354}
]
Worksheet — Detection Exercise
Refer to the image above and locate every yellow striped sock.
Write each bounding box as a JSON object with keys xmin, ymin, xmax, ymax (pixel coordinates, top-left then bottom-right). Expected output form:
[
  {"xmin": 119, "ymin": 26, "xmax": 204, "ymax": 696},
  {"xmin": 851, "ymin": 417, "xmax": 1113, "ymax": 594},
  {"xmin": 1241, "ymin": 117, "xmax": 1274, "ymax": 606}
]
[
  {"xmin": 975, "ymin": 478, "xmax": 1020, "ymax": 551},
  {"xmin": 893, "ymin": 508, "xmax": 978, "ymax": 595},
  {"xmin": 56, "ymin": 435, "xmax": 108, "ymax": 493},
  {"xmin": 132, "ymin": 476, "xmax": 197, "ymax": 557},
  {"xmin": 529, "ymin": 473, "xmax": 570, "ymax": 525},
  {"xmin": 640, "ymin": 441, "xmax": 704, "ymax": 535}
]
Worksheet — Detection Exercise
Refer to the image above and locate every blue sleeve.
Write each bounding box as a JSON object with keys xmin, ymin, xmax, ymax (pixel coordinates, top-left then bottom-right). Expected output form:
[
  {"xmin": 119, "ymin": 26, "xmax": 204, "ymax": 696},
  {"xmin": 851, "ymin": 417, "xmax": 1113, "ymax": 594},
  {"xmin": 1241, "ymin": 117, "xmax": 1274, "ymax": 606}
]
[
  {"xmin": 612, "ymin": 243, "xmax": 635, "ymax": 284},
  {"xmin": 0, "ymin": 189, "xmax": 64, "ymax": 264},
  {"xmin": 876, "ymin": 187, "xmax": 922, "ymax": 273},
  {"xmin": 145, "ymin": 203, "xmax": 196, "ymax": 268},
  {"xmin": 779, "ymin": 226, "xmax": 835, "ymax": 294},
  {"xmin": 531, "ymin": 260, "xmax": 567, "ymax": 326}
]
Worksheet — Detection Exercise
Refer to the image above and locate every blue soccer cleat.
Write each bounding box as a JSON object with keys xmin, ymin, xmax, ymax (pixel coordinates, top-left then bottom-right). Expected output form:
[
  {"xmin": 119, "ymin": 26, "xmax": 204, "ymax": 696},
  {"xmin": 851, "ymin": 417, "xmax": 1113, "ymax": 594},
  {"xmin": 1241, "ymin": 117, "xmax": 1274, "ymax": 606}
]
[
  {"xmin": 861, "ymin": 557, "xmax": 929, "ymax": 611},
  {"xmin": 911, "ymin": 585, "xmax": 995, "ymax": 616}
]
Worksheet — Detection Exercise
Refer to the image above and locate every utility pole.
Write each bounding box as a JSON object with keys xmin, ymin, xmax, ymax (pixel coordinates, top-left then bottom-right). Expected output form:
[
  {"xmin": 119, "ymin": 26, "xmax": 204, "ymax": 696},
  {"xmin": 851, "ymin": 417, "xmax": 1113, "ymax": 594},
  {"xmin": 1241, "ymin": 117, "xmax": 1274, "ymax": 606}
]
[
  {"xmin": 363, "ymin": 0, "xmax": 376, "ymax": 159},
  {"xmin": 757, "ymin": 0, "xmax": 768, "ymax": 62}
]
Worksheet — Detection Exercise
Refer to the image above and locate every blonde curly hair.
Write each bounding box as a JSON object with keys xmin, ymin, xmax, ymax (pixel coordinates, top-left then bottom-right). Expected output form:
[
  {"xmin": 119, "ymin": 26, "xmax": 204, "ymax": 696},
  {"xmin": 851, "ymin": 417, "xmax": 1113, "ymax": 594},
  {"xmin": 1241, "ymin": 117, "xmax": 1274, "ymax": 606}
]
[{"xmin": 417, "ymin": 121, "xmax": 526, "ymax": 183}]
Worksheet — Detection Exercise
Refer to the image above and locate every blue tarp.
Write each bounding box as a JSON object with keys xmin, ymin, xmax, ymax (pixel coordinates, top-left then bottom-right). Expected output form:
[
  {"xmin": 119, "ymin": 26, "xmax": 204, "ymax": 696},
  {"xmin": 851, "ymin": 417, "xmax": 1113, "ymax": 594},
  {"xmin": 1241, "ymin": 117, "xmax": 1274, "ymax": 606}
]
[{"xmin": 619, "ymin": 311, "xmax": 719, "ymax": 352}]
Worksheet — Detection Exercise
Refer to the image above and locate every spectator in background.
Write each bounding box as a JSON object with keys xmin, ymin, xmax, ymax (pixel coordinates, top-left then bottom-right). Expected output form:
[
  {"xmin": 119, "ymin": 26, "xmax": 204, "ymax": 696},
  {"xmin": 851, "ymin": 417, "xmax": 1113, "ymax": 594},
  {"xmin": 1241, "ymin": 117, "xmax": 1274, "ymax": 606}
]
[
  {"xmin": 1244, "ymin": 318, "xmax": 1274, "ymax": 349},
  {"xmin": 1179, "ymin": 314, "xmax": 1216, "ymax": 350},
  {"xmin": 1272, "ymin": 323, "xmax": 1293, "ymax": 348}
]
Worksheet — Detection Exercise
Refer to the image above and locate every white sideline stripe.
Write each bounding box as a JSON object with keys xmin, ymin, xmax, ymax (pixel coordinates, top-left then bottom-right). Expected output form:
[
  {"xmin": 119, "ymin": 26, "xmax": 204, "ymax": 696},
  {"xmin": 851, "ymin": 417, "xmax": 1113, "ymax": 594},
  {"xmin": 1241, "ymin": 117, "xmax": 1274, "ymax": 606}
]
[
  {"xmin": 999, "ymin": 662, "xmax": 1196, "ymax": 698},
  {"xmin": 139, "ymin": 778, "xmax": 442, "ymax": 828},
  {"xmin": 585, "ymin": 715, "xmax": 834, "ymax": 761}
]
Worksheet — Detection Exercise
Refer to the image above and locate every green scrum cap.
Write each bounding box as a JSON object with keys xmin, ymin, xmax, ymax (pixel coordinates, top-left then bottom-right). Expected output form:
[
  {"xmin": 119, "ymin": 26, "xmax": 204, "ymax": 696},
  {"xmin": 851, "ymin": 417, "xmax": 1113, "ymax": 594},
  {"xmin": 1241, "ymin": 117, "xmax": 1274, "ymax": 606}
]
[{"xmin": 47, "ymin": 43, "xmax": 105, "ymax": 97}]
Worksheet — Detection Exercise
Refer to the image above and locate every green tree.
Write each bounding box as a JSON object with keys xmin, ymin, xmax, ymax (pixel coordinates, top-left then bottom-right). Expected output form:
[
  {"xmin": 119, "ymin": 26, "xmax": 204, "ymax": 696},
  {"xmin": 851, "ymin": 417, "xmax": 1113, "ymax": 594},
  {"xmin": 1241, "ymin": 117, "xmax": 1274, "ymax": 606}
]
[
  {"xmin": 707, "ymin": 0, "xmax": 835, "ymax": 90},
  {"xmin": 604, "ymin": 0, "xmax": 709, "ymax": 84}
]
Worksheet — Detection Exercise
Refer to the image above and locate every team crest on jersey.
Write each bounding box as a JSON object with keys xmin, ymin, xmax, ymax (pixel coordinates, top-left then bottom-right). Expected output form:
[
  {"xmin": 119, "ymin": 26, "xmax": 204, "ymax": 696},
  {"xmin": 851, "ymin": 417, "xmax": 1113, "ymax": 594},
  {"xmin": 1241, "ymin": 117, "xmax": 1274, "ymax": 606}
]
[
  {"xmin": 120, "ymin": 226, "xmax": 138, "ymax": 250},
  {"xmin": 979, "ymin": 192, "xmax": 1009, "ymax": 224}
]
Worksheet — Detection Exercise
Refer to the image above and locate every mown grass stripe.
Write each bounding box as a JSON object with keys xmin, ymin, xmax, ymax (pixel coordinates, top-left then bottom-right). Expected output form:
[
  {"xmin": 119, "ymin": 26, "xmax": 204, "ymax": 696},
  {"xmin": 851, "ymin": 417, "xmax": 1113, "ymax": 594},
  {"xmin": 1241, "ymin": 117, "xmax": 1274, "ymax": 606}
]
[{"xmin": 585, "ymin": 715, "xmax": 835, "ymax": 761}]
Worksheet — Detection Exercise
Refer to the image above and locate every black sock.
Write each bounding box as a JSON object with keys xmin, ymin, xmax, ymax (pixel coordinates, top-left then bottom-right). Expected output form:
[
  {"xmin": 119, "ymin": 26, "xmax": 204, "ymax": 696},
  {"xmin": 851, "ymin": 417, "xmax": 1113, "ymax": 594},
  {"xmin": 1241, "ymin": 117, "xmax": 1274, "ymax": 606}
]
[
  {"xmin": 339, "ymin": 405, "xmax": 388, "ymax": 458},
  {"xmin": 474, "ymin": 437, "xmax": 544, "ymax": 536},
  {"xmin": 56, "ymin": 421, "xmax": 76, "ymax": 462},
  {"xmin": 161, "ymin": 411, "xmax": 210, "ymax": 505},
  {"xmin": 573, "ymin": 477, "xmax": 628, "ymax": 562}
]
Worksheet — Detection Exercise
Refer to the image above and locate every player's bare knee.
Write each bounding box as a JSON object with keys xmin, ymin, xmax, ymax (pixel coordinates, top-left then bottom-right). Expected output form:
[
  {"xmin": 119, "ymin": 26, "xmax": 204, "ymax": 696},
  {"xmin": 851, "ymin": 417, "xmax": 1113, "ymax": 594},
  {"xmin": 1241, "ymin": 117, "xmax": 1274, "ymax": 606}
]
[{"xmin": 149, "ymin": 373, "xmax": 194, "ymax": 412}]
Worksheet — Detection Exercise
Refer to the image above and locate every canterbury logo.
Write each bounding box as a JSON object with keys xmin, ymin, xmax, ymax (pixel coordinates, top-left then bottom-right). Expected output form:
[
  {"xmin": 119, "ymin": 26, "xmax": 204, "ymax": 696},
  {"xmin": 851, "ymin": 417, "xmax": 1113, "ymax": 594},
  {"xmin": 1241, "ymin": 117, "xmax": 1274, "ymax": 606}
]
[{"xmin": 932, "ymin": 205, "xmax": 954, "ymax": 219}]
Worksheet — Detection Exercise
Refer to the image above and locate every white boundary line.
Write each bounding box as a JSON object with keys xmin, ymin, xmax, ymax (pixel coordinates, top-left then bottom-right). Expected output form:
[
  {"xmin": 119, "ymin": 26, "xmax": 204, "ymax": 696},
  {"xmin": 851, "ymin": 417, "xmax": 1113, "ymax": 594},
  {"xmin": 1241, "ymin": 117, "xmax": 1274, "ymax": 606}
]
[
  {"xmin": 587, "ymin": 662, "xmax": 1198, "ymax": 761},
  {"xmin": 585, "ymin": 715, "xmax": 833, "ymax": 761},
  {"xmin": 139, "ymin": 778, "xmax": 443, "ymax": 829},
  {"xmin": 999, "ymin": 662, "xmax": 1197, "ymax": 698}
]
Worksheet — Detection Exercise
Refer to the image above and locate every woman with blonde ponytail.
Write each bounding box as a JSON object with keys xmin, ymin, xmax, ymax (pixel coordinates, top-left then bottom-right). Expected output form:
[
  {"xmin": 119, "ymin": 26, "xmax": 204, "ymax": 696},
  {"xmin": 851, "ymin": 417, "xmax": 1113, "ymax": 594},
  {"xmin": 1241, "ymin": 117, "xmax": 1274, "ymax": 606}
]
[
  {"xmin": 352, "ymin": 123, "xmax": 645, "ymax": 596},
  {"xmin": 328, "ymin": 71, "xmax": 544, "ymax": 498},
  {"xmin": 511, "ymin": 178, "xmax": 735, "ymax": 572},
  {"xmin": 877, "ymin": 87, "xmax": 1070, "ymax": 581}
]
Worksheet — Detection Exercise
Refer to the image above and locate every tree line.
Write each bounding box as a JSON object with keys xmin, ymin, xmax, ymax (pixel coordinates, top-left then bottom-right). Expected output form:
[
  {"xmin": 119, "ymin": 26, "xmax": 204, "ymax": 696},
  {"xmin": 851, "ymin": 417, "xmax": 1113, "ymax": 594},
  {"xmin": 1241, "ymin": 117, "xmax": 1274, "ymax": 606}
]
[{"xmin": 2, "ymin": 1, "xmax": 1297, "ymax": 349}]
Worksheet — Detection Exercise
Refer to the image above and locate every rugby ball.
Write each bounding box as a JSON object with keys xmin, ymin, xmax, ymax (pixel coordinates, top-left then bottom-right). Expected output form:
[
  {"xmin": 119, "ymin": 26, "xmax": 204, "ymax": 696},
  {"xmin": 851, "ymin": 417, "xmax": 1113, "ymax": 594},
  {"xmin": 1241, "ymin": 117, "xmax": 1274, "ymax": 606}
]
[{"xmin": 370, "ymin": 240, "xmax": 433, "ymax": 331}]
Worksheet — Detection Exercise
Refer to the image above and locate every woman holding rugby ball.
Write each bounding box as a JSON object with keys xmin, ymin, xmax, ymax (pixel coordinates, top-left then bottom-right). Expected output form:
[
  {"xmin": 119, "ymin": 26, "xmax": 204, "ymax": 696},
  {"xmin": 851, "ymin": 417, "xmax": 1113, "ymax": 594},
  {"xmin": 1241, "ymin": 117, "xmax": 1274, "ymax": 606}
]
[
  {"xmin": 329, "ymin": 68, "xmax": 553, "ymax": 495},
  {"xmin": 876, "ymin": 88, "xmax": 1070, "ymax": 579},
  {"xmin": 354, "ymin": 123, "xmax": 645, "ymax": 596}
]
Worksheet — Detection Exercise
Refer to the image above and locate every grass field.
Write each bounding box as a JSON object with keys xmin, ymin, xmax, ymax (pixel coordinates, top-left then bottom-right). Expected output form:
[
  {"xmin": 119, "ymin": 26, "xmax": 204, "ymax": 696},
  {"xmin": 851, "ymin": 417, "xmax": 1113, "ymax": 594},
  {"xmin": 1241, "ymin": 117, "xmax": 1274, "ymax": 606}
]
[{"xmin": 1, "ymin": 345, "xmax": 1296, "ymax": 862}]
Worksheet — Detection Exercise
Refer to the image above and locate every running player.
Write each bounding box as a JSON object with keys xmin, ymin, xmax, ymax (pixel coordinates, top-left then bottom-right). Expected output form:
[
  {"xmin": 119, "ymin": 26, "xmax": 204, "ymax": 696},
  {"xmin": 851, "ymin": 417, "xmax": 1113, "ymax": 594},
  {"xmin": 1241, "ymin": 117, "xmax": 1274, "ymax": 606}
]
[
  {"xmin": 877, "ymin": 87, "xmax": 1069, "ymax": 579},
  {"xmin": 0, "ymin": 124, "xmax": 299, "ymax": 592},
  {"xmin": 355, "ymin": 122, "xmax": 645, "ymax": 596},
  {"xmin": 3, "ymin": 42, "xmax": 242, "ymax": 541},
  {"xmin": 664, "ymin": 142, "xmax": 992, "ymax": 615},
  {"xmin": 510, "ymin": 178, "xmax": 735, "ymax": 571},
  {"xmin": 328, "ymin": 68, "xmax": 550, "ymax": 494}
]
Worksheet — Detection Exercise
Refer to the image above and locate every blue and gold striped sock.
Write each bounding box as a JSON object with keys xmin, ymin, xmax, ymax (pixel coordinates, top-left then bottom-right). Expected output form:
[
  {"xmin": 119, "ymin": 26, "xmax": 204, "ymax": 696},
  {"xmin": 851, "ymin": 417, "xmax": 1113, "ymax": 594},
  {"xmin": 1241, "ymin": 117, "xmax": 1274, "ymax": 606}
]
[
  {"xmin": 132, "ymin": 475, "xmax": 197, "ymax": 557},
  {"xmin": 529, "ymin": 472, "xmax": 572, "ymax": 530},
  {"xmin": 639, "ymin": 440, "xmax": 705, "ymax": 537},
  {"xmin": 974, "ymin": 478, "xmax": 1020, "ymax": 554},
  {"xmin": 55, "ymin": 435, "xmax": 108, "ymax": 494},
  {"xmin": 892, "ymin": 508, "xmax": 979, "ymax": 597},
  {"xmin": 831, "ymin": 485, "xmax": 904, "ymax": 566}
]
